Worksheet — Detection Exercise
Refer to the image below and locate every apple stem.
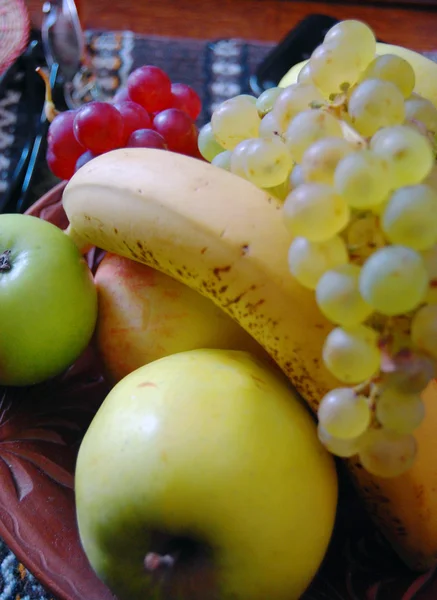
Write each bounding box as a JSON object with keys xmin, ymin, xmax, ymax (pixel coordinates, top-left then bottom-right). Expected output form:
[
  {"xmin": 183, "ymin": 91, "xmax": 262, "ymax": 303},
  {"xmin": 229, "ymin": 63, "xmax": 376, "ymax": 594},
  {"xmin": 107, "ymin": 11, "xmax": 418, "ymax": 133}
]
[
  {"xmin": 0, "ymin": 250, "xmax": 11, "ymax": 272},
  {"xmin": 144, "ymin": 552, "xmax": 176, "ymax": 573}
]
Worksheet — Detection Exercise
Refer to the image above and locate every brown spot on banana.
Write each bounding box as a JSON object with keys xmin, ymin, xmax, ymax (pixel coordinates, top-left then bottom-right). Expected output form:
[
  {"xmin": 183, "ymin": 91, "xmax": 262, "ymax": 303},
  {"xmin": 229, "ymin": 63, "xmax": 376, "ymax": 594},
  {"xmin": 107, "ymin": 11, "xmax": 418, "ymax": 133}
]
[{"xmin": 213, "ymin": 265, "xmax": 231, "ymax": 280}]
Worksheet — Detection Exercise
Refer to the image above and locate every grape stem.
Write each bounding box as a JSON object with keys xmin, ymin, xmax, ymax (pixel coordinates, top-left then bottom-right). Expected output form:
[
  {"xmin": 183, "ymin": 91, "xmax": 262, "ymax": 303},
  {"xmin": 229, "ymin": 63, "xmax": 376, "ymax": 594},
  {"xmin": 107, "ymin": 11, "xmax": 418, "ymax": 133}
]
[
  {"xmin": 338, "ymin": 120, "xmax": 368, "ymax": 150},
  {"xmin": 319, "ymin": 99, "xmax": 368, "ymax": 149},
  {"xmin": 367, "ymin": 382, "xmax": 380, "ymax": 412},
  {"xmin": 353, "ymin": 379, "xmax": 372, "ymax": 394},
  {"xmin": 36, "ymin": 67, "xmax": 59, "ymax": 123}
]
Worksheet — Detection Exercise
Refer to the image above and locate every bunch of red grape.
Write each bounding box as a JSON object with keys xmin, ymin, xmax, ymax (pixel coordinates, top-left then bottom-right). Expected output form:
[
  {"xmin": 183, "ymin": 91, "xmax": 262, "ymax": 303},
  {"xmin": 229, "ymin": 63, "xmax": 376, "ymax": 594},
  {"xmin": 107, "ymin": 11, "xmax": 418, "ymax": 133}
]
[{"xmin": 47, "ymin": 65, "xmax": 202, "ymax": 180}]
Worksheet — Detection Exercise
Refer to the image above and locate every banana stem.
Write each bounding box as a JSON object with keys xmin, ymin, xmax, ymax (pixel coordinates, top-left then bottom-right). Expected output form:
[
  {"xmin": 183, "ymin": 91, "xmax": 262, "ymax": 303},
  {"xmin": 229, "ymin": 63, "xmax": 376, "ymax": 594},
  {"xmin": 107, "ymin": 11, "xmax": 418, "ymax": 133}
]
[
  {"xmin": 36, "ymin": 67, "xmax": 59, "ymax": 123},
  {"xmin": 64, "ymin": 224, "xmax": 93, "ymax": 255}
]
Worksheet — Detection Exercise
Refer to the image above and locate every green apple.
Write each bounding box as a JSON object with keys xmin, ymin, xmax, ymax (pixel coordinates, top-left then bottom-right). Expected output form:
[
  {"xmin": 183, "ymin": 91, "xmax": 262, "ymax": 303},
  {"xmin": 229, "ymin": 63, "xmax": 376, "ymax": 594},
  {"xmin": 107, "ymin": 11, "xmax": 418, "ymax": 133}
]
[
  {"xmin": 75, "ymin": 348, "xmax": 338, "ymax": 600},
  {"xmin": 0, "ymin": 213, "xmax": 98, "ymax": 386}
]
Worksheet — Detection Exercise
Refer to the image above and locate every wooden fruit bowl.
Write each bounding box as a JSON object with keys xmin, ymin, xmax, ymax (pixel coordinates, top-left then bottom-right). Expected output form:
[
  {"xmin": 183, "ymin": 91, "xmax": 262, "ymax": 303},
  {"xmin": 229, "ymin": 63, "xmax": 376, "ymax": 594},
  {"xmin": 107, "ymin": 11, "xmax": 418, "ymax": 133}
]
[{"xmin": 0, "ymin": 182, "xmax": 434, "ymax": 600}]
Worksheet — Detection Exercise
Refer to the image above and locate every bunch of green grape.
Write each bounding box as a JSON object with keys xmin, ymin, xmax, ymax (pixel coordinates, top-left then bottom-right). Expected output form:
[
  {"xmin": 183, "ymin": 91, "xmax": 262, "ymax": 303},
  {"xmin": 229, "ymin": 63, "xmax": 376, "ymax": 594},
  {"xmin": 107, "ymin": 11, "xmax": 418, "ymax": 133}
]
[{"xmin": 198, "ymin": 19, "xmax": 437, "ymax": 479}]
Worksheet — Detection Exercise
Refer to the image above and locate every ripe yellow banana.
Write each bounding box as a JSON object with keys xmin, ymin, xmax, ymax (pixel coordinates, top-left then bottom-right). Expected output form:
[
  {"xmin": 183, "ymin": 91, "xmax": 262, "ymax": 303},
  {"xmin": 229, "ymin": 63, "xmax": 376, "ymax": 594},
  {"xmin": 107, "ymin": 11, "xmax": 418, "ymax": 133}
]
[
  {"xmin": 63, "ymin": 148, "xmax": 437, "ymax": 571},
  {"xmin": 63, "ymin": 148, "xmax": 338, "ymax": 406}
]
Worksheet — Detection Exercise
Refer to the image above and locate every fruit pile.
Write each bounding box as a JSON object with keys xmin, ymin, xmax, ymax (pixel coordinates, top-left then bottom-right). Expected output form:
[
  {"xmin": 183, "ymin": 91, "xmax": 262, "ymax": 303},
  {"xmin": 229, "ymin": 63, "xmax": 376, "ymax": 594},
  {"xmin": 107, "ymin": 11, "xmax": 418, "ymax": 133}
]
[
  {"xmin": 46, "ymin": 65, "xmax": 202, "ymax": 180},
  {"xmin": 4, "ymin": 19, "xmax": 437, "ymax": 600},
  {"xmin": 199, "ymin": 19, "xmax": 437, "ymax": 478},
  {"xmin": 0, "ymin": 215, "xmax": 337, "ymax": 600}
]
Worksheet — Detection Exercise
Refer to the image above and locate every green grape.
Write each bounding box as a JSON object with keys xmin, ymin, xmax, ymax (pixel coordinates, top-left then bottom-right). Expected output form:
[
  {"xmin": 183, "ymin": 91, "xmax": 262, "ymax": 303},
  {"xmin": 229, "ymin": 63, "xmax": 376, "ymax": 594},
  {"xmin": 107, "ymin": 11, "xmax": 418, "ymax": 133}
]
[
  {"xmin": 344, "ymin": 213, "xmax": 386, "ymax": 264},
  {"xmin": 255, "ymin": 87, "xmax": 283, "ymax": 117},
  {"xmin": 243, "ymin": 137, "xmax": 293, "ymax": 188},
  {"xmin": 406, "ymin": 116, "xmax": 432, "ymax": 139},
  {"xmin": 361, "ymin": 54, "xmax": 415, "ymax": 98},
  {"xmin": 197, "ymin": 122, "xmax": 224, "ymax": 162},
  {"xmin": 370, "ymin": 199, "xmax": 389, "ymax": 217},
  {"xmin": 405, "ymin": 95, "xmax": 437, "ymax": 133},
  {"xmin": 316, "ymin": 264, "xmax": 373, "ymax": 326},
  {"xmin": 359, "ymin": 245, "xmax": 428, "ymax": 316},
  {"xmin": 383, "ymin": 352, "xmax": 435, "ymax": 394},
  {"xmin": 289, "ymin": 164, "xmax": 305, "ymax": 189},
  {"xmin": 317, "ymin": 424, "xmax": 366, "ymax": 457},
  {"xmin": 334, "ymin": 149, "xmax": 392, "ymax": 209},
  {"xmin": 324, "ymin": 19, "xmax": 376, "ymax": 68},
  {"xmin": 322, "ymin": 324, "xmax": 380, "ymax": 384},
  {"xmin": 272, "ymin": 83, "xmax": 324, "ymax": 132},
  {"xmin": 370, "ymin": 125, "xmax": 434, "ymax": 187},
  {"xmin": 211, "ymin": 97, "xmax": 261, "ymax": 150},
  {"xmin": 318, "ymin": 387, "xmax": 371, "ymax": 439},
  {"xmin": 283, "ymin": 182, "xmax": 350, "ymax": 242},
  {"xmin": 284, "ymin": 109, "xmax": 343, "ymax": 163},
  {"xmin": 411, "ymin": 304, "xmax": 437, "ymax": 361},
  {"xmin": 237, "ymin": 94, "xmax": 257, "ymax": 104},
  {"xmin": 421, "ymin": 244, "xmax": 437, "ymax": 304},
  {"xmin": 211, "ymin": 150, "xmax": 232, "ymax": 171},
  {"xmin": 424, "ymin": 166, "xmax": 437, "ymax": 192},
  {"xmin": 358, "ymin": 428, "xmax": 416, "ymax": 477},
  {"xmin": 297, "ymin": 62, "xmax": 313, "ymax": 84},
  {"xmin": 230, "ymin": 139, "xmax": 256, "ymax": 178},
  {"xmin": 258, "ymin": 111, "xmax": 281, "ymax": 140},
  {"xmin": 309, "ymin": 42, "xmax": 367, "ymax": 97},
  {"xmin": 376, "ymin": 386, "xmax": 425, "ymax": 434},
  {"xmin": 348, "ymin": 79, "xmax": 405, "ymax": 137},
  {"xmin": 287, "ymin": 235, "xmax": 349, "ymax": 290},
  {"xmin": 381, "ymin": 184, "xmax": 437, "ymax": 251},
  {"xmin": 263, "ymin": 178, "xmax": 291, "ymax": 202},
  {"xmin": 301, "ymin": 137, "xmax": 354, "ymax": 184}
]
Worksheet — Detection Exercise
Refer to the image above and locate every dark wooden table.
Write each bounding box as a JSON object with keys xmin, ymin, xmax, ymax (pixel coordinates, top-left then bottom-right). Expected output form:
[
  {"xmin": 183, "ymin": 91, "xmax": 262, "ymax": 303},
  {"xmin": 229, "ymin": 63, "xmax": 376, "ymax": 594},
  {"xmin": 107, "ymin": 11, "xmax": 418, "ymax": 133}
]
[{"xmin": 26, "ymin": 0, "xmax": 437, "ymax": 52}]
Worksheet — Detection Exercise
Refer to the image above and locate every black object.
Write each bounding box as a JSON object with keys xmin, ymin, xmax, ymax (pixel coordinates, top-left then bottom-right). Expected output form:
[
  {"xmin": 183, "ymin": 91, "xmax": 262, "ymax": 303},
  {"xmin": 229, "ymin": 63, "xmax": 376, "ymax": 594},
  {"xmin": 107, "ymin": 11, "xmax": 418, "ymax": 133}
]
[
  {"xmin": 250, "ymin": 14, "xmax": 340, "ymax": 95},
  {"xmin": 0, "ymin": 31, "xmax": 66, "ymax": 215}
]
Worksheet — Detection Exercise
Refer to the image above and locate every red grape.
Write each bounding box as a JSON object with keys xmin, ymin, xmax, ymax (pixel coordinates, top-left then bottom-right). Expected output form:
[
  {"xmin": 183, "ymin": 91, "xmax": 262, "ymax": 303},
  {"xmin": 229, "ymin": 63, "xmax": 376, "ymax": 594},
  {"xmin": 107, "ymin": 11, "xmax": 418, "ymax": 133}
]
[
  {"xmin": 112, "ymin": 87, "xmax": 131, "ymax": 104},
  {"xmin": 127, "ymin": 66, "xmax": 172, "ymax": 113},
  {"xmin": 185, "ymin": 132, "xmax": 203, "ymax": 160},
  {"xmin": 75, "ymin": 150, "xmax": 96, "ymax": 171},
  {"xmin": 153, "ymin": 109, "xmax": 198, "ymax": 155},
  {"xmin": 47, "ymin": 110, "xmax": 85, "ymax": 159},
  {"xmin": 46, "ymin": 149, "xmax": 77, "ymax": 180},
  {"xmin": 170, "ymin": 83, "xmax": 201, "ymax": 120},
  {"xmin": 114, "ymin": 100, "xmax": 152, "ymax": 145},
  {"xmin": 126, "ymin": 129, "xmax": 168, "ymax": 149},
  {"xmin": 73, "ymin": 101, "xmax": 124, "ymax": 154}
]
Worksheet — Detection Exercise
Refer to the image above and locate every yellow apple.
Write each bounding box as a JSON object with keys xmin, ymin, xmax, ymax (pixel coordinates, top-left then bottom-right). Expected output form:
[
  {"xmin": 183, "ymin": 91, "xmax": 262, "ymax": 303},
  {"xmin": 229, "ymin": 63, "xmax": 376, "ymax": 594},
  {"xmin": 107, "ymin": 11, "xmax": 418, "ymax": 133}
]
[
  {"xmin": 279, "ymin": 43, "xmax": 437, "ymax": 106},
  {"xmin": 75, "ymin": 349, "xmax": 338, "ymax": 600},
  {"xmin": 94, "ymin": 253, "xmax": 269, "ymax": 383}
]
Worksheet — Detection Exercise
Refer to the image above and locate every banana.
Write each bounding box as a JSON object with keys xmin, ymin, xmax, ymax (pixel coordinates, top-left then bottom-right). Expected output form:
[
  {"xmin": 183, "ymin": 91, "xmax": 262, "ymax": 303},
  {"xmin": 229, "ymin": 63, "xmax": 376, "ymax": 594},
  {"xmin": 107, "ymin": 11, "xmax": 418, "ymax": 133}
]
[
  {"xmin": 63, "ymin": 148, "xmax": 437, "ymax": 571},
  {"xmin": 279, "ymin": 42, "xmax": 437, "ymax": 107},
  {"xmin": 63, "ymin": 148, "xmax": 338, "ymax": 406}
]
